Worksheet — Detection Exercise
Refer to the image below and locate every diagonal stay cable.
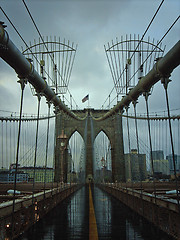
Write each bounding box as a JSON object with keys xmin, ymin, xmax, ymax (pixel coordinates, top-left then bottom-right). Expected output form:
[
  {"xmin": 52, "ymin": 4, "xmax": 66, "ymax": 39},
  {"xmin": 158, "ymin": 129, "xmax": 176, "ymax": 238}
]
[
  {"xmin": 1, "ymin": 6, "xmax": 80, "ymax": 111},
  {"xmin": 116, "ymin": 0, "xmax": 165, "ymax": 85},
  {"xmin": 22, "ymin": 0, "xmax": 59, "ymax": 72},
  {"xmin": 0, "ymin": 7, "xmax": 57, "ymax": 87},
  {"xmin": 104, "ymin": 15, "xmax": 180, "ymax": 109},
  {"xmin": 130, "ymin": 0, "xmax": 165, "ymax": 60},
  {"xmin": 22, "ymin": 0, "xmax": 79, "ymax": 109},
  {"xmin": 128, "ymin": 15, "xmax": 180, "ymax": 84},
  {"xmin": 103, "ymin": 0, "xmax": 165, "ymax": 107}
]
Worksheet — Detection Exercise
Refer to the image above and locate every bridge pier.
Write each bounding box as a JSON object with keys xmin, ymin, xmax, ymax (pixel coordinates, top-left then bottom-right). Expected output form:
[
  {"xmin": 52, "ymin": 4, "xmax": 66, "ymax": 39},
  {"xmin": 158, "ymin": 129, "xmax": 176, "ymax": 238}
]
[
  {"xmin": 112, "ymin": 113, "xmax": 125, "ymax": 182},
  {"xmin": 54, "ymin": 109, "xmax": 126, "ymax": 183},
  {"xmin": 85, "ymin": 116, "xmax": 94, "ymax": 182}
]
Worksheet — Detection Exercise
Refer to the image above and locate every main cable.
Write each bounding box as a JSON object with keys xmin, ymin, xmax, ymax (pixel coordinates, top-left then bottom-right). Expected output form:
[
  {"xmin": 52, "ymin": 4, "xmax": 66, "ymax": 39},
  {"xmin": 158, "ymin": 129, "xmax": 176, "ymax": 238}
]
[
  {"xmin": 0, "ymin": 7, "xmax": 57, "ymax": 89},
  {"xmin": 104, "ymin": 15, "xmax": 179, "ymax": 110},
  {"xmin": 102, "ymin": 0, "xmax": 165, "ymax": 108},
  {"xmin": 1, "ymin": 6, "xmax": 80, "ymax": 111},
  {"xmin": 130, "ymin": 0, "xmax": 165, "ymax": 60},
  {"xmin": 128, "ymin": 15, "xmax": 180, "ymax": 84},
  {"xmin": 22, "ymin": 0, "xmax": 80, "ymax": 110}
]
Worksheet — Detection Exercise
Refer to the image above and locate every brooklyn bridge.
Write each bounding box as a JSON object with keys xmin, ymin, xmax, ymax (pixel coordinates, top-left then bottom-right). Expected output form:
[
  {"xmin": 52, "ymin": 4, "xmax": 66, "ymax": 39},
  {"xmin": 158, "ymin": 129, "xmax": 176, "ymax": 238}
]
[{"xmin": 0, "ymin": 1, "xmax": 180, "ymax": 239}]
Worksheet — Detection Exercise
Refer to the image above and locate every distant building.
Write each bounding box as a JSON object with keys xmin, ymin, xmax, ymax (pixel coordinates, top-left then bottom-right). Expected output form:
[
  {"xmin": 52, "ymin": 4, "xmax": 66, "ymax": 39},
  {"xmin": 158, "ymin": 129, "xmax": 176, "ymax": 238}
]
[
  {"xmin": 138, "ymin": 153, "xmax": 147, "ymax": 180},
  {"xmin": 125, "ymin": 155, "xmax": 132, "ymax": 182},
  {"xmin": 166, "ymin": 154, "xmax": 180, "ymax": 175},
  {"xmin": 125, "ymin": 153, "xmax": 140, "ymax": 181},
  {"xmin": 95, "ymin": 167, "xmax": 112, "ymax": 183},
  {"xmin": 153, "ymin": 159, "xmax": 170, "ymax": 175},
  {"xmin": 19, "ymin": 166, "xmax": 54, "ymax": 182},
  {"xmin": 0, "ymin": 169, "xmax": 28, "ymax": 183},
  {"xmin": 125, "ymin": 149, "xmax": 147, "ymax": 182},
  {"xmin": 152, "ymin": 150, "xmax": 164, "ymax": 160}
]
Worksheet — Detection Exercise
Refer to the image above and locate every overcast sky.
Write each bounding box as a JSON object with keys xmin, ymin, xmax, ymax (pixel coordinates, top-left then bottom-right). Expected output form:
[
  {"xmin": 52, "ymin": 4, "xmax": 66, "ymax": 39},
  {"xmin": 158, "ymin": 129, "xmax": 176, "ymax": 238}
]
[{"xmin": 0, "ymin": 0, "xmax": 180, "ymax": 116}]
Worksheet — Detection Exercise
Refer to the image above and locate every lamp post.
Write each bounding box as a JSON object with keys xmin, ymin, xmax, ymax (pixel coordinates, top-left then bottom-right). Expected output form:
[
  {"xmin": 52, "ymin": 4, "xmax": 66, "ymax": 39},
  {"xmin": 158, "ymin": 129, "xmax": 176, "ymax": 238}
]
[
  {"xmin": 57, "ymin": 130, "xmax": 67, "ymax": 183},
  {"xmin": 101, "ymin": 157, "xmax": 106, "ymax": 183}
]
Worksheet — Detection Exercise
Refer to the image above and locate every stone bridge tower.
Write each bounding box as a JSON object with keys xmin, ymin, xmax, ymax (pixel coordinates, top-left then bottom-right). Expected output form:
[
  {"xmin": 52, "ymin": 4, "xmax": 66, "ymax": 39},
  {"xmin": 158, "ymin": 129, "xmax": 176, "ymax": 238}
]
[{"xmin": 54, "ymin": 109, "xmax": 125, "ymax": 183}]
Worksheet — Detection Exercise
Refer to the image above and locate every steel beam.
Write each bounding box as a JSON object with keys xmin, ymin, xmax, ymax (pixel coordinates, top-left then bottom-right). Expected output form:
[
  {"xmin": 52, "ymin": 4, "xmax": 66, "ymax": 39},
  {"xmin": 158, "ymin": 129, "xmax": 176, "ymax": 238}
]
[
  {"xmin": 93, "ymin": 40, "xmax": 180, "ymax": 121},
  {"xmin": 0, "ymin": 23, "xmax": 84, "ymax": 121},
  {"xmin": 0, "ymin": 23, "xmax": 180, "ymax": 121}
]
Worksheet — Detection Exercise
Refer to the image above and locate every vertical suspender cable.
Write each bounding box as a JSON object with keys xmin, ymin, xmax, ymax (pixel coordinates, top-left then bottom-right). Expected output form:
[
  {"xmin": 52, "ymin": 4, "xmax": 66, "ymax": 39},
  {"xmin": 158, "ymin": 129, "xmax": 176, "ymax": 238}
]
[
  {"xmin": 19, "ymin": 119, "xmax": 22, "ymax": 164},
  {"xmin": 22, "ymin": 120, "xmax": 25, "ymax": 166},
  {"xmin": 73, "ymin": 132, "xmax": 75, "ymax": 176},
  {"xmin": 11, "ymin": 78, "xmax": 26, "ymax": 238},
  {"xmin": 10, "ymin": 121, "xmax": 11, "ymax": 166},
  {"xmin": 44, "ymin": 103, "xmax": 51, "ymax": 201},
  {"xmin": 52, "ymin": 113, "xmax": 56, "ymax": 191},
  {"xmin": 6, "ymin": 120, "xmax": 8, "ymax": 168},
  {"xmin": 32, "ymin": 94, "xmax": 41, "ymax": 206},
  {"xmin": 133, "ymin": 101, "xmax": 140, "ymax": 156},
  {"xmin": 24, "ymin": 120, "xmax": 27, "ymax": 167},
  {"xmin": 162, "ymin": 78, "xmax": 180, "ymax": 211},
  {"xmin": 178, "ymin": 119, "xmax": 180, "ymax": 158},
  {"xmin": 126, "ymin": 107, "xmax": 131, "ymax": 153},
  {"xmin": 144, "ymin": 92, "xmax": 157, "ymax": 201},
  {"xmin": 133, "ymin": 101, "xmax": 144, "ymax": 212},
  {"xmin": 109, "ymin": 95, "xmax": 110, "ymax": 109},
  {"xmin": 165, "ymin": 118, "xmax": 168, "ymax": 170},
  {"xmin": 125, "ymin": 107, "xmax": 131, "ymax": 192},
  {"xmin": 13, "ymin": 120, "xmax": 16, "ymax": 166},
  {"xmin": 1, "ymin": 121, "xmax": 3, "ymax": 169},
  {"xmin": 159, "ymin": 119, "xmax": 160, "ymax": 152}
]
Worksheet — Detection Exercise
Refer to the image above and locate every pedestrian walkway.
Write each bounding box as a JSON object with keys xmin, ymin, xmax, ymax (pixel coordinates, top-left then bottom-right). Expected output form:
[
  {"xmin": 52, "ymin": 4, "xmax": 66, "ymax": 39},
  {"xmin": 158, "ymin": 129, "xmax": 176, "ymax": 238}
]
[{"xmin": 17, "ymin": 185, "xmax": 174, "ymax": 240}]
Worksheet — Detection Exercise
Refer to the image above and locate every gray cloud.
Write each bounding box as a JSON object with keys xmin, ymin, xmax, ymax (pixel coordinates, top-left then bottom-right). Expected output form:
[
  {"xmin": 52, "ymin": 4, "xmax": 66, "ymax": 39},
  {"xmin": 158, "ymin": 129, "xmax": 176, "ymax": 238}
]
[{"xmin": 0, "ymin": 0, "xmax": 179, "ymax": 112}]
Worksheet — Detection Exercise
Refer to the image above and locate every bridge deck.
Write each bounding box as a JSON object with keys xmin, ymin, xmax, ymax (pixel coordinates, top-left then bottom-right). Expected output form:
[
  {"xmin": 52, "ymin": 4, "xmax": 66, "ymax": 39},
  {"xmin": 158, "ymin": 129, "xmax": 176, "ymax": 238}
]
[
  {"xmin": 0, "ymin": 183, "xmax": 178, "ymax": 239},
  {"xmin": 99, "ymin": 183, "xmax": 180, "ymax": 239},
  {"xmin": 1, "ymin": 185, "xmax": 174, "ymax": 240}
]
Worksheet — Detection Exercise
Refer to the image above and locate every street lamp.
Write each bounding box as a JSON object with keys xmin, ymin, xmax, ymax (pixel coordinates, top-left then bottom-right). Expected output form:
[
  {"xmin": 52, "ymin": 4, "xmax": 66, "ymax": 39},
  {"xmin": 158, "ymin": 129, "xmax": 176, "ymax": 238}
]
[
  {"xmin": 101, "ymin": 157, "xmax": 106, "ymax": 183},
  {"xmin": 57, "ymin": 130, "xmax": 67, "ymax": 183}
]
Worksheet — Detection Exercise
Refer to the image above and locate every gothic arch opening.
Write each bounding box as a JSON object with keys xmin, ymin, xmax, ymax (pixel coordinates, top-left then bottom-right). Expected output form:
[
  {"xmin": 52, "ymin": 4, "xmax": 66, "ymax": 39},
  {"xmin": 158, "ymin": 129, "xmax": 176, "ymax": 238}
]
[
  {"xmin": 67, "ymin": 131, "xmax": 85, "ymax": 183},
  {"xmin": 93, "ymin": 131, "xmax": 112, "ymax": 183}
]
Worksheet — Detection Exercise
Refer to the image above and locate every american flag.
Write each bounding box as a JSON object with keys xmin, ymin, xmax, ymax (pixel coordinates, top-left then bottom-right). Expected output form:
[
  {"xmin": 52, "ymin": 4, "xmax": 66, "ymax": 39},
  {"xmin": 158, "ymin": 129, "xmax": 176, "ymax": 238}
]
[{"xmin": 82, "ymin": 94, "xmax": 89, "ymax": 103}]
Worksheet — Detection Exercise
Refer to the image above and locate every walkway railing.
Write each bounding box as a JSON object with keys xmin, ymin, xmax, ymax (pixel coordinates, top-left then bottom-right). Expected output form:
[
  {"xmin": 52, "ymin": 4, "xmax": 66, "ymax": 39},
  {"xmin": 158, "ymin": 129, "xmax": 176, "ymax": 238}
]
[
  {"xmin": 98, "ymin": 183, "xmax": 180, "ymax": 239},
  {"xmin": 0, "ymin": 183, "xmax": 81, "ymax": 240}
]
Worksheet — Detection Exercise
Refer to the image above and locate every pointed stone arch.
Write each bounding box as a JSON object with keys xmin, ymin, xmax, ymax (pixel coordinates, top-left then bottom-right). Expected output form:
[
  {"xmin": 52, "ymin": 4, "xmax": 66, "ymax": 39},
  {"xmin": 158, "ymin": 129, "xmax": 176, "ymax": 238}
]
[
  {"xmin": 94, "ymin": 130, "xmax": 112, "ymax": 175},
  {"xmin": 54, "ymin": 109, "xmax": 125, "ymax": 183}
]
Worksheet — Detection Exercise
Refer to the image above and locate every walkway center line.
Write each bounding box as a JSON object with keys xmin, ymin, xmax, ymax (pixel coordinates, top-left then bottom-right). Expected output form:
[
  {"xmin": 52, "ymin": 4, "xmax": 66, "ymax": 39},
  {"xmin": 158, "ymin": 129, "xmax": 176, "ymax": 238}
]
[{"xmin": 89, "ymin": 184, "xmax": 99, "ymax": 240}]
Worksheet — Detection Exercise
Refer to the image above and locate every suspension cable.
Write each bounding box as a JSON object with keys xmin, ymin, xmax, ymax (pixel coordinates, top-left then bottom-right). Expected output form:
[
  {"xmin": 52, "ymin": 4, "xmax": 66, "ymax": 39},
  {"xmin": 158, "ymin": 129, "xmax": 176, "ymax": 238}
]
[
  {"xmin": 22, "ymin": 0, "xmax": 80, "ymax": 109},
  {"xmin": 101, "ymin": 86, "xmax": 115, "ymax": 109},
  {"xmin": 0, "ymin": 7, "xmax": 29, "ymax": 51},
  {"xmin": 6, "ymin": 120, "xmax": 8, "ymax": 169},
  {"xmin": 128, "ymin": 15, "xmax": 180, "ymax": 84},
  {"xmin": 126, "ymin": 107, "xmax": 131, "ymax": 153},
  {"xmin": 32, "ymin": 94, "xmax": 41, "ymax": 206},
  {"xmin": 102, "ymin": 0, "xmax": 165, "ymax": 107},
  {"xmin": 22, "ymin": 0, "xmax": 61, "ymax": 76},
  {"xmin": 0, "ymin": 7, "xmax": 57, "ymax": 88},
  {"xmin": 1, "ymin": 121, "xmax": 3, "ymax": 169},
  {"xmin": 10, "ymin": 121, "xmax": 12, "ymax": 166},
  {"xmin": 1, "ymin": 6, "xmax": 80, "ymax": 110},
  {"xmin": 133, "ymin": 102, "xmax": 140, "ymax": 155},
  {"xmin": 44, "ymin": 102, "xmax": 51, "ymax": 201},
  {"xmin": 11, "ymin": 78, "xmax": 26, "ymax": 239},
  {"xmin": 130, "ymin": 0, "xmax": 165, "ymax": 60},
  {"xmin": 144, "ymin": 92, "xmax": 157, "ymax": 201},
  {"xmin": 132, "ymin": 101, "xmax": 144, "ymax": 213},
  {"xmin": 103, "ymin": 15, "xmax": 179, "ymax": 110},
  {"xmin": 161, "ymin": 77, "xmax": 180, "ymax": 212}
]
